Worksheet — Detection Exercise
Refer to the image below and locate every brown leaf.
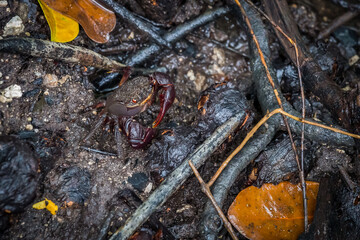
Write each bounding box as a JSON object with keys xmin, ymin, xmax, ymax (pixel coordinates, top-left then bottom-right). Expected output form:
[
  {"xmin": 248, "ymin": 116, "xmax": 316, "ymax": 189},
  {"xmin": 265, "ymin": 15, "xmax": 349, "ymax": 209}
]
[
  {"xmin": 228, "ymin": 181, "xmax": 319, "ymax": 240},
  {"xmin": 41, "ymin": 0, "xmax": 116, "ymax": 43}
]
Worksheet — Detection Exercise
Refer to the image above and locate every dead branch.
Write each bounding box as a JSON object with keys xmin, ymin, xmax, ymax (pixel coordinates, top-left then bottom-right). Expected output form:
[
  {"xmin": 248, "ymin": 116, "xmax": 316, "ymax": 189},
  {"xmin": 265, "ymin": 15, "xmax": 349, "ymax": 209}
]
[
  {"xmin": 262, "ymin": 0, "xmax": 352, "ymax": 130},
  {"xmin": 200, "ymin": 0, "xmax": 355, "ymax": 238},
  {"xmin": 101, "ymin": 0, "xmax": 171, "ymax": 48},
  {"xmin": 125, "ymin": 6, "xmax": 230, "ymax": 66},
  {"xmin": 0, "ymin": 38, "xmax": 126, "ymax": 70},
  {"xmin": 109, "ymin": 112, "xmax": 247, "ymax": 240},
  {"xmin": 318, "ymin": 11, "xmax": 359, "ymax": 40}
]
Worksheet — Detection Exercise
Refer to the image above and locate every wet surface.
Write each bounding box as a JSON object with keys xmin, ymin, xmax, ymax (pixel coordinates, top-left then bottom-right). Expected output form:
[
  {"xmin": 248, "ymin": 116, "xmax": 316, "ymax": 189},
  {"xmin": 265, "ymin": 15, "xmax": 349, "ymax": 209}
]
[{"xmin": 0, "ymin": 0, "xmax": 360, "ymax": 239}]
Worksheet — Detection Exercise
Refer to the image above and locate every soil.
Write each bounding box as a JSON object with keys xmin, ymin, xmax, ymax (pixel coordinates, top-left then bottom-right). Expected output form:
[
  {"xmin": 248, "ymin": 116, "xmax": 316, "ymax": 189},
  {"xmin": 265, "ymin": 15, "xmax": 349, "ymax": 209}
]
[{"xmin": 0, "ymin": 0, "xmax": 360, "ymax": 239}]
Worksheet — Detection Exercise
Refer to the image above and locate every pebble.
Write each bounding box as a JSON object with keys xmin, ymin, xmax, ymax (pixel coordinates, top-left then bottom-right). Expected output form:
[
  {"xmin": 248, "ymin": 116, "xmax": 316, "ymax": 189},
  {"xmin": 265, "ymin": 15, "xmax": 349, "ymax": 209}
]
[
  {"xmin": 0, "ymin": 1, "xmax": 7, "ymax": 7},
  {"xmin": 25, "ymin": 124, "xmax": 33, "ymax": 131},
  {"xmin": 3, "ymin": 16, "xmax": 24, "ymax": 36},
  {"xmin": 349, "ymin": 55, "xmax": 359, "ymax": 66},
  {"xmin": 43, "ymin": 74, "xmax": 59, "ymax": 88},
  {"xmin": 0, "ymin": 84, "xmax": 22, "ymax": 103}
]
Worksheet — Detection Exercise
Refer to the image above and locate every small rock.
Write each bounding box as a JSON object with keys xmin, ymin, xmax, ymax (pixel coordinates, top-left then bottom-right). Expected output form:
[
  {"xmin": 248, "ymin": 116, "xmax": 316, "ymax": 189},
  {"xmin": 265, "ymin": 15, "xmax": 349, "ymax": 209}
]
[
  {"xmin": 3, "ymin": 16, "xmax": 24, "ymax": 36},
  {"xmin": 43, "ymin": 74, "xmax": 59, "ymax": 88},
  {"xmin": 194, "ymin": 73, "xmax": 206, "ymax": 92},
  {"xmin": 0, "ymin": 84, "xmax": 22, "ymax": 103},
  {"xmin": 0, "ymin": 1, "xmax": 7, "ymax": 7},
  {"xmin": 143, "ymin": 182, "xmax": 153, "ymax": 194},
  {"xmin": 59, "ymin": 75, "xmax": 70, "ymax": 85},
  {"xmin": 349, "ymin": 55, "xmax": 359, "ymax": 66},
  {"xmin": 186, "ymin": 70, "xmax": 196, "ymax": 81},
  {"xmin": 212, "ymin": 47, "xmax": 226, "ymax": 66},
  {"xmin": 128, "ymin": 173, "xmax": 148, "ymax": 192},
  {"xmin": 25, "ymin": 124, "xmax": 33, "ymax": 131}
]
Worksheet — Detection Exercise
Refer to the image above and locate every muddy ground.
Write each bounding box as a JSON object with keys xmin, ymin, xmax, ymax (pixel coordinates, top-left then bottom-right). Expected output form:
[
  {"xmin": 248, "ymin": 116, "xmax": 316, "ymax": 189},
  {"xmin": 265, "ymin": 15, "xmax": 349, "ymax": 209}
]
[{"xmin": 0, "ymin": 0, "xmax": 360, "ymax": 239}]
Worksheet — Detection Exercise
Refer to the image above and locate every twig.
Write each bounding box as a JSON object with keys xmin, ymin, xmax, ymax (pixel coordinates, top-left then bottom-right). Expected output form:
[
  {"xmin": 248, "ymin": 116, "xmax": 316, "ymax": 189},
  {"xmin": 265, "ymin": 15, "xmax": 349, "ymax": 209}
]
[
  {"xmin": 108, "ymin": 111, "xmax": 247, "ymax": 240},
  {"xmin": 188, "ymin": 160, "xmax": 239, "ymax": 240},
  {"xmin": 244, "ymin": 0, "xmax": 309, "ymax": 229},
  {"xmin": 125, "ymin": 7, "xmax": 230, "ymax": 66},
  {"xmin": 208, "ymin": 108, "xmax": 360, "ymax": 187},
  {"xmin": 201, "ymin": 1, "xmax": 356, "ymax": 238},
  {"xmin": 0, "ymin": 38, "xmax": 126, "ymax": 70},
  {"xmin": 96, "ymin": 7, "xmax": 230, "ymax": 91},
  {"xmin": 79, "ymin": 146, "xmax": 117, "ymax": 156},
  {"xmin": 101, "ymin": 0, "xmax": 171, "ymax": 48},
  {"xmin": 338, "ymin": 165, "xmax": 357, "ymax": 191},
  {"xmin": 234, "ymin": 0, "xmax": 309, "ymax": 229},
  {"xmin": 318, "ymin": 11, "xmax": 359, "ymax": 40}
]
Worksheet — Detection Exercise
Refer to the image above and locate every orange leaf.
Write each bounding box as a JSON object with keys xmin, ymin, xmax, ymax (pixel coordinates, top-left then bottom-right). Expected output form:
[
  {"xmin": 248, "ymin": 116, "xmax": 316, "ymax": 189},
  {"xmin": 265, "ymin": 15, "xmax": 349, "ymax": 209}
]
[
  {"xmin": 41, "ymin": 0, "xmax": 116, "ymax": 43},
  {"xmin": 228, "ymin": 181, "xmax": 319, "ymax": 240}
]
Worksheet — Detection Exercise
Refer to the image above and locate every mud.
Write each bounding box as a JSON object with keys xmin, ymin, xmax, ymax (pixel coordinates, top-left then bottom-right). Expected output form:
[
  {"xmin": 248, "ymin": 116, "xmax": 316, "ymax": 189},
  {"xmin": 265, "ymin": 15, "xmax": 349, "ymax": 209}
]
[{"xmin": 0, "ymin": 0, "xmax": 359, "ymax": 239}]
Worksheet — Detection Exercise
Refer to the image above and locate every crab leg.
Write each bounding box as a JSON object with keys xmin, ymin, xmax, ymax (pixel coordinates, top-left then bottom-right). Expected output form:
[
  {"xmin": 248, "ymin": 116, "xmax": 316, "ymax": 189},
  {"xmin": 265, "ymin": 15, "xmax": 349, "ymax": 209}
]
[
  {"xmin": 150, "ymin": 72, "xmax": 176, "ymax": 128},
  {"xmin": 114, "ymin": 117, "xmax": 123, "ymax": 157}
]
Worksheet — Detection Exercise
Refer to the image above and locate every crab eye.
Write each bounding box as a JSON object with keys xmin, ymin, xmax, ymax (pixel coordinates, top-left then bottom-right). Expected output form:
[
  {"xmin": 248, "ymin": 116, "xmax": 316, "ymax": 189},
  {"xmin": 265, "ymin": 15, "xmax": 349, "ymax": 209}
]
[{"xmin": 132, "ymin": 99, "xmax": 137, "ymax": 103}]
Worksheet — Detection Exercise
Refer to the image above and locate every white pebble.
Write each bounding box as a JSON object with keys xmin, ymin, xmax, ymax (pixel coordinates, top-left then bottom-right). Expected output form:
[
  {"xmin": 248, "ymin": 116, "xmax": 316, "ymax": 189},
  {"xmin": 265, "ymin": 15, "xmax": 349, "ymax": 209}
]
[
  {"xmin": 0, "ymin": 84, "xmax": 22, "ymax": 103},
  {"xmin": 0, "ymin": 1, "xmax": 7, "ymax": 7},
  {"xmin": 3, "ymin": 16, "xmax": 24, "ymax": 36}
]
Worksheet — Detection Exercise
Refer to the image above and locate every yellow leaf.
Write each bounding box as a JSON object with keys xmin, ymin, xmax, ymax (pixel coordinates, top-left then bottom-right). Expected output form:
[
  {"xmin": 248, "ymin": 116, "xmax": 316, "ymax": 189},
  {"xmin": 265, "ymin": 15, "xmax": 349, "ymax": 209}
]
[
  {"xmin": 45, "ymin": 198, "xmax": 58, "ymax": 215},
  {"xmin": 38, "ymin": 0, "xmax": 79, "ymax": 43},
  {"xmin": 228, "ymin": 181, "xmax": 319, "ymax": 240},
  {"xmin": 32, "ymin": 198, "xmax": 58, "ymax": 215},
  {"xmin": 32, "ymin": 200, "xmax": 46, "ymax": 210}
]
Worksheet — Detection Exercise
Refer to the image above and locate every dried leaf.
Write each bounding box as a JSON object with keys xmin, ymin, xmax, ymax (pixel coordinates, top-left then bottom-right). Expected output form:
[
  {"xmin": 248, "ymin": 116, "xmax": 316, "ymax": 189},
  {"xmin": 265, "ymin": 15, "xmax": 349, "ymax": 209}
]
[
  {"xmin": 38, "ymin": 0, "xmax": 79, "ymax": 43},
  {"xmin": 32, "ymin": 198, "xmax": 58, "ymax": 215},
  {"xmin": 228, "ymin": 181, "xmax": 319, "ymax": 240},
  {"xmin": 41, "ymin": 0, "xmax": 116, "ymax": 43}
]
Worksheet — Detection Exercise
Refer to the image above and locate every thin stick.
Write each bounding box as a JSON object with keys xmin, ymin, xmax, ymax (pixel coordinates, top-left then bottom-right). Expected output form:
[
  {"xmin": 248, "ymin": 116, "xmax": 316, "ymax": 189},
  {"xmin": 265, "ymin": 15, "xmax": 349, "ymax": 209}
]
[
  {"xmin": 208, "ymin": 108, "xmax": 360, "ymax": 187},
  {"xmin": 109, "ymin": 112, "xmax": 246, "ymax": 240},
  {"xmin": 318, "ymin": 11, "xmax": 359, "ymax": 40},
  {"xmin": 101, "ymin": 0, "xmax": 171, "ymax": 48},
  {"xmin": 189, "ymin": 160, "xmax": 239, "ymax": 240},
  {"xmin": 79, "ymin": 146, "xmax": 117, "ymax": 156},
  {"xmin": 240, "ymin": 0, "xmax": 309, "ymax": 228}
]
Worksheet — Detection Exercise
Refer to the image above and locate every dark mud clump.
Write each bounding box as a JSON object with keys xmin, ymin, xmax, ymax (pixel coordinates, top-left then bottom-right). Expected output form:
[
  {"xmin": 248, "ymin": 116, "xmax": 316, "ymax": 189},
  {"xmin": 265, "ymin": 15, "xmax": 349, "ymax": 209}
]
[
  {"xmin": 146, "ymin": 81, "xmax": 251, "ymax": 178},
  {"xmin": 47, "ymin": 165, "xmax": 91, "ymax": 205},
  {"xmin": 0, "ymin": 136, "xmax": 39, "ymax": 213}
]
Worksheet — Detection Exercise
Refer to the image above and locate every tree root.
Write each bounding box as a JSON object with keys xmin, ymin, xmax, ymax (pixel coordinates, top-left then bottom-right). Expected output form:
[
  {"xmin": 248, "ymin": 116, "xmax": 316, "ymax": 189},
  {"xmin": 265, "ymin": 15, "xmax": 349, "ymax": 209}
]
[{"xmin": 200, "ymin": 0, "xmax": 355, "ymax": 238}]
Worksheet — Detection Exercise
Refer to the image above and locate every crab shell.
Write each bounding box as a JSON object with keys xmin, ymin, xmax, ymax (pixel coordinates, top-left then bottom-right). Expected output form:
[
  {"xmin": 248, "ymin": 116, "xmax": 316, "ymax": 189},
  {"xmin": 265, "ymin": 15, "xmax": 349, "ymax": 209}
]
[{"xmin": 105, "ymin": 76, "xmax": 155, "ymax": 117}]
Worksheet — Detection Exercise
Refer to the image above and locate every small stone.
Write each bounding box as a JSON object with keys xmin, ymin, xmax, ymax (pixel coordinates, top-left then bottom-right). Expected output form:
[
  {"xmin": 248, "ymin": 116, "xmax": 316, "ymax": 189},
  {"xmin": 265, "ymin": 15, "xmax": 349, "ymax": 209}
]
[
  {"xmin": 59, "ymin": 75, "xmax": 70, "ymax": 85},
  {"xmin": 0, "ymin": 1, "xmax": 7, "ymax": 7},
  {"xmin": 128, "ymin": 173, "xmax": 148, "ymax": 192},
  {"xmin": 43, "ymin": 74, "xmax": 58, "ymax": 88},
  {"xmin": 25, "ymin": 124, "xmax": 33, "ymax": 131},
  {"xmin": 212, "ymin": 47, "xmax": 226, "ymax": 66},
  {"xmin": 186, "ymin": 70, "xmax": 196, "ymax": 81},
  {"xmin": 144, "ymin": 183, "xmax": 153, "ymax": 194},
  {"xmin": 25, "ymin": 32, "xmax": 30, "ymax": 36},
  {"xmin": 0, "ymin": 84, "xmax": 22, "ymax": 103},
  {"xmin": 194, "ymin": 73, "xmax": 206, "ymax": 92},
  {"xmin": 3, "ymin": 16, "xmax": 24, "ymax": 36},
  {"xmin": 349, "ymin": 55, "xmax": 359, "ymax": 66}
]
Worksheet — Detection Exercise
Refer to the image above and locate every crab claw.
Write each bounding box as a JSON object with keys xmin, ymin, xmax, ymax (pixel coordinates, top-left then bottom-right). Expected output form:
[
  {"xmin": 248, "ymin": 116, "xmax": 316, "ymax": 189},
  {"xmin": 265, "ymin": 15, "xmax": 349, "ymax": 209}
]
[
  {"xmin": 121, "ymin": 118, "xmax": 156, "ymax": 148},
  {"xmin": 150, "ymin": 72, "xmax": 176, "ymax": 128}
]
